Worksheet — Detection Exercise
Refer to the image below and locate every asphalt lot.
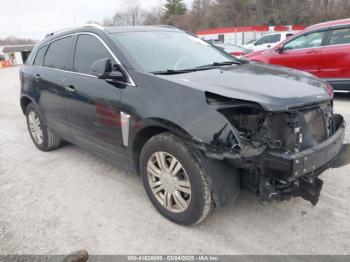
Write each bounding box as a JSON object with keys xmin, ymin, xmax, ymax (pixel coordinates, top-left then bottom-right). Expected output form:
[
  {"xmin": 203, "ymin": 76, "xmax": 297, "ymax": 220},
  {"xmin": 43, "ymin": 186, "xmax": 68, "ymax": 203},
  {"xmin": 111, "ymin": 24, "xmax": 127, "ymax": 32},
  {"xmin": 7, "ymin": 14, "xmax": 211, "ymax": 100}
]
[{"xmin": 0, "ymin": 66, "xmax": 350, "ymax": 255}]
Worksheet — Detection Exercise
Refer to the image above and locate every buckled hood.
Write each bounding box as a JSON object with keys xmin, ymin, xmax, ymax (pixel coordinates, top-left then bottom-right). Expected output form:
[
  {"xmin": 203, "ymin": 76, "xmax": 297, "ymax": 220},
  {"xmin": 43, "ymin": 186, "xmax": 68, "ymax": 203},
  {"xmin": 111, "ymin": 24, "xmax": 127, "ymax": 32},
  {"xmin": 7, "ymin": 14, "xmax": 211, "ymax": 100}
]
[{"xmin": 157, "ymin": 62, "xmax": 331, "ymax": 111}]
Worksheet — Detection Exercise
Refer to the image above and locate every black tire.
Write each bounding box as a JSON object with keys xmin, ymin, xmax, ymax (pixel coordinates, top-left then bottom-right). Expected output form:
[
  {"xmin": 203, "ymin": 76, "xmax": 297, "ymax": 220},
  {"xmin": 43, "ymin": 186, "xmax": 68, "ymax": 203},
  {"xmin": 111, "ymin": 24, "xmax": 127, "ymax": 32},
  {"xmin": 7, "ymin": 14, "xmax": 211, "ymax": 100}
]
[
  {"xmin": 26, "ymin": 103, "xmax": 61, "ymax": 151},
  {"xmin": 140, "ymin": 132, "xmax": 214, "ymax": 225}
]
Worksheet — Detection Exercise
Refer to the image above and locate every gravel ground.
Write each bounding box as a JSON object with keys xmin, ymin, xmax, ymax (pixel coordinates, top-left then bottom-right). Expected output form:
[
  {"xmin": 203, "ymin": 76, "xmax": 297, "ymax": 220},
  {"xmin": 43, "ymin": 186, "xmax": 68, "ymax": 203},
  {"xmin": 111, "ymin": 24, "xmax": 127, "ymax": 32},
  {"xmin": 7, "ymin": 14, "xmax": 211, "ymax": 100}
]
[{"xmin": 0, "ymin": 66, "xmax": 350, "ymax": 255}]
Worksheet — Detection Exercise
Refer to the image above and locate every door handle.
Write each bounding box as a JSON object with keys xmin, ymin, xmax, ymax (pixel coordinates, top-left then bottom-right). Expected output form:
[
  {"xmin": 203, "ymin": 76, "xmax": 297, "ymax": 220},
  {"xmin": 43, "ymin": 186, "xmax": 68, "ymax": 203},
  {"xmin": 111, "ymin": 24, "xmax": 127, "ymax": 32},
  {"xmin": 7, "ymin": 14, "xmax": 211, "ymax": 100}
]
[
  {"xmin": 65, "ymin": 85, "xmax": 76, "ymax": 93},
  {"xmin": 306, "ymin": 50, "xmax": 317, "ymax": 54}
]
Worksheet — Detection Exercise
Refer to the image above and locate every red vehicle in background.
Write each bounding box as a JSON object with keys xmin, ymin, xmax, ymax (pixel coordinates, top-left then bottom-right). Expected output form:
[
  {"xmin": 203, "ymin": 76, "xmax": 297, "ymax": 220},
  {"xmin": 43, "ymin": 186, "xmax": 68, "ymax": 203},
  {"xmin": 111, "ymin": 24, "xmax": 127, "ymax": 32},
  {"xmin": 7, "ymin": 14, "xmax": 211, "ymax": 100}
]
[{"xmin": 245, "ymin": 19, "xmax": 350, "ymax": 92}]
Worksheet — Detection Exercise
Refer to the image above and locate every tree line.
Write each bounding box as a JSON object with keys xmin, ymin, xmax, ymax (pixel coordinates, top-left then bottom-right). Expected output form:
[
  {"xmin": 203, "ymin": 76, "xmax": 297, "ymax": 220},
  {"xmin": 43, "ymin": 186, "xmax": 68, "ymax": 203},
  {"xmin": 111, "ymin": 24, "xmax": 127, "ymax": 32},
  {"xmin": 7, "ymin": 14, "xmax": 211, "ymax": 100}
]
[
  {"xmin": 92, "ymin": 0, "xmax": 350, "ymax": 33},
  {"xmin": 0, "ymin": 36, "xmax": 36, "ymax": 46},
  {"xmin": 2, "ymin": 0, "xmax": 349, "ymax": 44}
]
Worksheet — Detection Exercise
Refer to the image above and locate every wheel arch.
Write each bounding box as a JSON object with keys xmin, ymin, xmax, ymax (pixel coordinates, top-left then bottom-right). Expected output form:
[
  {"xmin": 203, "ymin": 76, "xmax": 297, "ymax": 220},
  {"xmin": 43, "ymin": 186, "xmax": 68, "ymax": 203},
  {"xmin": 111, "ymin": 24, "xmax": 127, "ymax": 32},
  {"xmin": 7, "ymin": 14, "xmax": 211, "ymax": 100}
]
[
  {"xmin": 20, "ymin": 95, "xmax": 34, "ymax": 115},
  {"xmin": 131, "ymin": 118, "xmax": 193, "ymax": 174},
  {"xmin": 133, "ymin": 120, "xmax": 241, "ymax": 208}
]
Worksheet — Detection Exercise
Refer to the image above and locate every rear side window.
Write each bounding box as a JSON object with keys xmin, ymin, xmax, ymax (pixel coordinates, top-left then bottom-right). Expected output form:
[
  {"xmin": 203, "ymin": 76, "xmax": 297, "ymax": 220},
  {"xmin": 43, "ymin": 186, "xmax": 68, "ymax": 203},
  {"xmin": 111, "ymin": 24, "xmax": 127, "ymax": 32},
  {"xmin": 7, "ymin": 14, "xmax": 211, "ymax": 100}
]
[
  {"xmin": 74, "ymin": 34, "xmax": 112, "ymax": 75},
  {"xmin": 33, "ymin": 46, "xmax": 48, "ymax": 66},
  {"xmin": 329, "ymin": 28, "xmax": 350, "ymax": 45},
  {"xmin": 44, "ymin": 36, "xmax": 73, "ymax": 70}
]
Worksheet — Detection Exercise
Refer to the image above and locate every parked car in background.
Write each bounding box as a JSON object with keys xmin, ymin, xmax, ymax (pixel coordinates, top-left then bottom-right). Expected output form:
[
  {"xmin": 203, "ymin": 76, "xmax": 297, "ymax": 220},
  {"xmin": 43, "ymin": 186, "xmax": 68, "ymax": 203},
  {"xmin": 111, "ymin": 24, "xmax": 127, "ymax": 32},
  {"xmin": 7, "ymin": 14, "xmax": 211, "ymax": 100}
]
[
  {"xmin": 246, "ymin": 39, "xmax": 257, "ymax": 45},
  {"xmin": 214, "ymin": 43, "xmax": 252, "ymax": 58},
  {"xmin": 20, "ymin": 25, "xmax": 344, "ymax": 225},
  {"xmin": 244, "ymin": 32, "xmax": 294, "ymax": 51},
  {"xmin": 245, "ymin": 19, "xmax": 350, "ymax": 91}
]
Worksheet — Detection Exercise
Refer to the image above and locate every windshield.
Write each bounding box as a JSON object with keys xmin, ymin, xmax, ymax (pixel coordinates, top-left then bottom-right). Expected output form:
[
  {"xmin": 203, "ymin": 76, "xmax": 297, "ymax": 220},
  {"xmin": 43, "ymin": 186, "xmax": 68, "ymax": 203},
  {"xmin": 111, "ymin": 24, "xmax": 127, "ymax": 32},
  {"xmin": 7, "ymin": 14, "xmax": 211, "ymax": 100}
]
[{"xmin": 110, "ymin": 31, "xmax": 238, "ymax": 73}]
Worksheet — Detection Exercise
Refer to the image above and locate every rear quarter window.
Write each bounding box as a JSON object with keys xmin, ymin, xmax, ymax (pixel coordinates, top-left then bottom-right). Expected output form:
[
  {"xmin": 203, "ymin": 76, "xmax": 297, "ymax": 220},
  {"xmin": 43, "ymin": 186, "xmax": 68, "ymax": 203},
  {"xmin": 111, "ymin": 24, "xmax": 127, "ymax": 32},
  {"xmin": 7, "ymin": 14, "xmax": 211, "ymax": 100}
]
[
  {"xmin": 33, "ymin": 46, "xmax": 48, "ymax": 66},
  {"xmin": 44, "ymin": 36, "xmax": 73, "ymax": 70}
]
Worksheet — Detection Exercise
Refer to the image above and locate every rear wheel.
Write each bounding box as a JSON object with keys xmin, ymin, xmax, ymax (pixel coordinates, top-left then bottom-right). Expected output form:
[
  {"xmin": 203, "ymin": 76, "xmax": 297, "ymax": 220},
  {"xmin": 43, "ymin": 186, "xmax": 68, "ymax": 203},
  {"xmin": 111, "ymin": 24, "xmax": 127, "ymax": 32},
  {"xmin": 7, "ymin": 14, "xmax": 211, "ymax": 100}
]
[
  {"xmin": 140, "ymin": 132, "xmax": 214, "ymax": 225},
  {"xmin": 26, "ymin": 103, "xmax": 61, "ymax": 151}
]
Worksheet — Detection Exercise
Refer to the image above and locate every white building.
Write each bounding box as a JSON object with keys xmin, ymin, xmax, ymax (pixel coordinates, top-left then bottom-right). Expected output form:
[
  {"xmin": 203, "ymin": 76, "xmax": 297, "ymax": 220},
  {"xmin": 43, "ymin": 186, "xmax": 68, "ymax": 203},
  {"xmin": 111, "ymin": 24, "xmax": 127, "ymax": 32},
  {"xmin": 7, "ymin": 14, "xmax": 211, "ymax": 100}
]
[
  {"xmin": 1, "ymin": 45, "xmax": 34, "ymax": 65},
  {"xmin": 197, "ymin": 25, "xmax": 306, "ymax": 46}
]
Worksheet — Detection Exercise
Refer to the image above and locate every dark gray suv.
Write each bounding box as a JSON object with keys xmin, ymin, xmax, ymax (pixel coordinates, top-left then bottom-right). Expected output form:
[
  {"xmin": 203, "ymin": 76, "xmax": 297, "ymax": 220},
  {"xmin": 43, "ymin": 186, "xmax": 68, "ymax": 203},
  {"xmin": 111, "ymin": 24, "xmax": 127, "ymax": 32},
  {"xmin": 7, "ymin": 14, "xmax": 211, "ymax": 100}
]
[{"xmin": 20, "ymin": 25, "xmax": 345, "ymax": 225}]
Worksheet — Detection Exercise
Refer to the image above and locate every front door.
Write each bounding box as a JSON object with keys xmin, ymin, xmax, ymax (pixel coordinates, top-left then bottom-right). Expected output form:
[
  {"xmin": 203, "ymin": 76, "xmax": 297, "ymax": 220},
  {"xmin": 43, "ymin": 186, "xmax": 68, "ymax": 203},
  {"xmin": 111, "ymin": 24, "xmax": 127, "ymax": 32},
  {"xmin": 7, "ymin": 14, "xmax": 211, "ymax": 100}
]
[
  {"xmin": 64, "ymin": 34, "xmax": 127, "ymax": 165},
  {"xmin": 269, "ymin": 31, "xmax": 326, "ymax": 77}
]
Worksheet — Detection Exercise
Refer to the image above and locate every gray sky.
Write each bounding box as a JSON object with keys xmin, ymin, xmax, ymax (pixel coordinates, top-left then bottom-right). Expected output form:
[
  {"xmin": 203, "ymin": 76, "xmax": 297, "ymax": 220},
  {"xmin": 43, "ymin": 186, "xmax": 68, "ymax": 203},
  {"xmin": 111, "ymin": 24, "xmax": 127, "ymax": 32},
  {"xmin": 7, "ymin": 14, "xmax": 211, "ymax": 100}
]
[{"xmin": 0, "ymin": 0, "xmax": 192, "ymax": 39}]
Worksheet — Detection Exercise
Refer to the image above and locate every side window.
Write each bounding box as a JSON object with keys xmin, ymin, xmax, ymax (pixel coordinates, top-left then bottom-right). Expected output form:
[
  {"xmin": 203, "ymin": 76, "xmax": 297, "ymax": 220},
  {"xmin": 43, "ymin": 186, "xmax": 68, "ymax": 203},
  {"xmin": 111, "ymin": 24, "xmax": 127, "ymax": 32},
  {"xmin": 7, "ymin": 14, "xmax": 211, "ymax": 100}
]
[
  {"xmin": 255, "ymin": 34, "xmax": 280, "ymax": 45},
  {"xmin": 255, "ymin": 35, "xmax": 269, "ymax": 45},
  {"xmin": 44, "ymin": 36, "xmax": 73, "ymax": 70},
  {"xmin": 33, "ymin": 46, "xmax": 48, "ymax": 66},
  {"xmin": 268, "ymin": 34, "xmax": 281, "ymax": 43},
  {"xmin": 284, "ymin": 31, "xmax": 325, "ymax": 51},
  {"xmin": 74, "ymin": 34, "xmax": 112, "ymax": 75},
  {"xmin": 329, "ymin": 28, "xmax": 350, "ymax": 45}
]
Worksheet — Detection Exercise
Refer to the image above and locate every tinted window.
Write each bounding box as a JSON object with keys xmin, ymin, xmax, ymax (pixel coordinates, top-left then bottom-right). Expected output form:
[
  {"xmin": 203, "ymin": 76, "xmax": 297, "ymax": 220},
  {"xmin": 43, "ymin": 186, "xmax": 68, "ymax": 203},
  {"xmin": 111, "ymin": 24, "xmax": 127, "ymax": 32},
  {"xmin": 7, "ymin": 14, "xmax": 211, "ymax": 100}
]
[
  {"xmin": 33, "ymin": 46, "xmax": 48, "ymax": 66},
  {"xmin": 255, "ymin": 34, "xmax": 281, "ymax": 45},
  {"xmin": 44, "ymin": 36, "xmax": 73, "ymax": 70},
  {"xmin": 0, "ymin": 55, "xmax": 4, "ymax": 61},
  {"xmin": 329, "ymin": 28, "xmax": 350, "ymax": 45},
  {"xmin": 74, "ymin": 35, "xmax": 111, "ymax": 75},
  {"xmin": 284, "ymin": 31, "xmax": 325, "ymax": 50}
]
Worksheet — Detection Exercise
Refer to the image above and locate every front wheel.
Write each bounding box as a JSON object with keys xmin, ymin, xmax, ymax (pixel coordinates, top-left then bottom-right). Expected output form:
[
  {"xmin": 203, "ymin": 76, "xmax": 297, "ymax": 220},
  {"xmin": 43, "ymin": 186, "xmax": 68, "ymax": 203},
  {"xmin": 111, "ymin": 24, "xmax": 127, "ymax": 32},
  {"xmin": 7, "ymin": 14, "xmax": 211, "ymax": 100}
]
[{"xmin": 140, "ymin": 132, "xmax": 214, "ymax": 225}]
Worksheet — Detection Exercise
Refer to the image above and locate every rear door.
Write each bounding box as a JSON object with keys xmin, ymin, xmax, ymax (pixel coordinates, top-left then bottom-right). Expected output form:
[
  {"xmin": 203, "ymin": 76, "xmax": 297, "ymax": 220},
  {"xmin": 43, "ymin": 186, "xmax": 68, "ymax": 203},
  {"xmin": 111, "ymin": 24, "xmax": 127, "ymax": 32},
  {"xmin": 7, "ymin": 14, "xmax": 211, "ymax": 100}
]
[
  {"xmin": 318, "ymin": 27, "xmax": 350, "ymax": 85},
  {"xmin": 269, "ymin": 31, "xmax": 326, "ymax": 77},
  {"xmin": 35, "ymin": 36, "xmax": 74, "ymax": 140},
  {"xmin": 64, "ymin": 34, "xmax": 127, "ymax": 165}
]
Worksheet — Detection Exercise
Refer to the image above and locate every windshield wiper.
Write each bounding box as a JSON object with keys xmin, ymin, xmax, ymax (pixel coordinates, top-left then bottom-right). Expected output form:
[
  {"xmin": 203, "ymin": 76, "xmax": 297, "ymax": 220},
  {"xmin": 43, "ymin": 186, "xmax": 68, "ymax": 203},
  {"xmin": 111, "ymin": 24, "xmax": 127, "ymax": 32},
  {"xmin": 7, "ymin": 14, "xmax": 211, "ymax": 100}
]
[
  {"xmin": 152, "ymin": 68, "xmax": 208, "ymax": 75},
  {"xmin": 152, "ymin": 61, "xmax": 244, "ymax": 75},
  {"xmin": 196, "ymin": 61, "xmax": 243, "ymax": 69}
]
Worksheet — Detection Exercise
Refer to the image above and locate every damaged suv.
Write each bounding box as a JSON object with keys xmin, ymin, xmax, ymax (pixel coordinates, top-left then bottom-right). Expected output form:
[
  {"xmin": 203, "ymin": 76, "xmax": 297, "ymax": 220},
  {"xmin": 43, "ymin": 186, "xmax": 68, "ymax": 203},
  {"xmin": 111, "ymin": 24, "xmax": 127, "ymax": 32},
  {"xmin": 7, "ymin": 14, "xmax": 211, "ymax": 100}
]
[{"xmin": 20, "ymin": 25, "xmax": 345, "ymax": 225}]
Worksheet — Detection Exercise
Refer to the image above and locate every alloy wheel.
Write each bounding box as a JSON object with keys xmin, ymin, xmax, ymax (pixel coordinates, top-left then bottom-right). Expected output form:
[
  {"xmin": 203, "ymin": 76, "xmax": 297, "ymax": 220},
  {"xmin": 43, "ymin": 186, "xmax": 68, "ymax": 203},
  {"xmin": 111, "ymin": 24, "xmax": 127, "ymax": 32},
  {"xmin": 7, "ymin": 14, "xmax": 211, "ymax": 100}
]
[
  {"xmin": 147, "ymin": 151, "xmax": 191, "ymax": 213},
  {"xmin": 28, "ymin": 111, "xmax": 43, "ymax": 145}
]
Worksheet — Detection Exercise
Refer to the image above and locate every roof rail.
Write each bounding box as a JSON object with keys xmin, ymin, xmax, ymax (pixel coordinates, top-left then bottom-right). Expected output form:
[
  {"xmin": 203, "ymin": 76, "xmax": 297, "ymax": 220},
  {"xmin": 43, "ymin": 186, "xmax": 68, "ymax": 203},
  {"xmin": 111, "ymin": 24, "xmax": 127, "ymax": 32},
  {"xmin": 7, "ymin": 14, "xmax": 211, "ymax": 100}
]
[
  {"xmin": 154, "ymin": 25, "xmax": 178, "ymax": 29},
  {"xmin": 82, "ymin": 23, "xmax": 104, "ymax": 30},
  {"xmin": 45, "ymin": 24, "xmax": 104, "ymax": 38}
]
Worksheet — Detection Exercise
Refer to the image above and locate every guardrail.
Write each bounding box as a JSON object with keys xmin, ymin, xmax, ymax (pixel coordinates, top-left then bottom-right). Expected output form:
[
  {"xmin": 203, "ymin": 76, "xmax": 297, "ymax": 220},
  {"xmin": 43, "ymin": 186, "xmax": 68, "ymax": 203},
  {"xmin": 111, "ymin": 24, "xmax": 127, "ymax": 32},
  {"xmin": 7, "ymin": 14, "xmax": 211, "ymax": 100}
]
[{"xmin": 0, "ymin": 60, "xmax": 13, "ymax": 68}]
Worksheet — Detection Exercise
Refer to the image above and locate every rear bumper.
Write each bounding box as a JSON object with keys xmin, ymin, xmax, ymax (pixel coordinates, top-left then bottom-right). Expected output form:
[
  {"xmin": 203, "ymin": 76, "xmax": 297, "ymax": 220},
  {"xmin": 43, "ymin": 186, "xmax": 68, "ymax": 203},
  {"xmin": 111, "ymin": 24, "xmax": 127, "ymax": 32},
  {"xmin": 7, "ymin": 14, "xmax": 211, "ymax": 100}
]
[{"xmin": 263, "ymin": 114, "xmax": 345, "ymax": 178}]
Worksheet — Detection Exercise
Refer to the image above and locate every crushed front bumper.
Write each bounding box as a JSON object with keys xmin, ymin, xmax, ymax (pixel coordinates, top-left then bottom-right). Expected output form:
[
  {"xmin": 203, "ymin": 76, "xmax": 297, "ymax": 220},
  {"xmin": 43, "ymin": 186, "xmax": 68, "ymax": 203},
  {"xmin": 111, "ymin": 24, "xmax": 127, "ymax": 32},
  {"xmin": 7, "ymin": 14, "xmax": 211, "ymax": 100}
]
[
  {"xmin": 264, "ymin": 114, "xmax": 345, "ymax": 178},
  {"xmin": 260, "ymin": 114, "xmax": 345, "ymax": 205}
]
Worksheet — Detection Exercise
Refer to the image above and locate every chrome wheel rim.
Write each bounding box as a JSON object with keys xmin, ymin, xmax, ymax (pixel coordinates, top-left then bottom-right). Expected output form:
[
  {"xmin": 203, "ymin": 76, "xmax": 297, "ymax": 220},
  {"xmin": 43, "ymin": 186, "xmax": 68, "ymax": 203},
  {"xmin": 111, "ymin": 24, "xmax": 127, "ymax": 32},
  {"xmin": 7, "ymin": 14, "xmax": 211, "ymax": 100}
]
[
  {"xmin": 147, "ymin": 151, "xmax": 191, "ymax": 213},
  {"xmin": 28, "ymin": 111, "xmax": 43, "ymax": 145}
]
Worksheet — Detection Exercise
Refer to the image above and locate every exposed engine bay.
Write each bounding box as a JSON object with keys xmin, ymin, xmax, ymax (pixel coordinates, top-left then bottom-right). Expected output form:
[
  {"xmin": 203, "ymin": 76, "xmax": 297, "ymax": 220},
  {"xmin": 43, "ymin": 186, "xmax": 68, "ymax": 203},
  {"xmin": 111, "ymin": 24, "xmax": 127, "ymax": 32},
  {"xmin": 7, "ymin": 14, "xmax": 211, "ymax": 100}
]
[{"xmin": 204, "ymin": 92, "xmax": 345, "ymax": 205}]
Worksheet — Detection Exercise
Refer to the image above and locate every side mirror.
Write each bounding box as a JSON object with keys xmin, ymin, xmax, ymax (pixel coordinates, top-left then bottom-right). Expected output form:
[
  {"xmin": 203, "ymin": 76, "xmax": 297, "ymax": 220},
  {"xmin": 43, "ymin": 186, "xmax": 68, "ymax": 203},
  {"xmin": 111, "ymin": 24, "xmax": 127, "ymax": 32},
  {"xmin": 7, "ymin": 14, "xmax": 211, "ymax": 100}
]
[
  {"xmin": 275, "ymin": 46, "xmax": 284, "ymax": 53},
  {"xmin": 91, "ymin": 58, "xmax": 125, "ymax": 81}
]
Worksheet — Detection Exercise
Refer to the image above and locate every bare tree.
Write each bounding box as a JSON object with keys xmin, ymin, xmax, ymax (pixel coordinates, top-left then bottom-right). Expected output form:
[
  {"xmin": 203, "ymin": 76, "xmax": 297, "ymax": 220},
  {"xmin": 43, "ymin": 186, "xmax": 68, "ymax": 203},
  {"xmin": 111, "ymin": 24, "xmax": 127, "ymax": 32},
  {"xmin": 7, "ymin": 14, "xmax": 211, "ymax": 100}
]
[
  {"xmin": 91, "ymin": 0, "xmax": 350, "ymax": 33},
  {"xmin": 0, "ymin": 37, "xmax": 36, "ymax": 45}
]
